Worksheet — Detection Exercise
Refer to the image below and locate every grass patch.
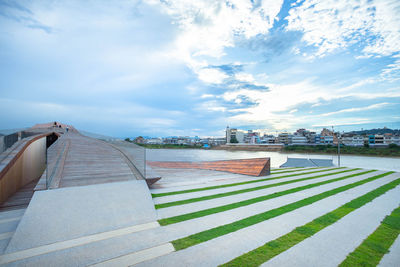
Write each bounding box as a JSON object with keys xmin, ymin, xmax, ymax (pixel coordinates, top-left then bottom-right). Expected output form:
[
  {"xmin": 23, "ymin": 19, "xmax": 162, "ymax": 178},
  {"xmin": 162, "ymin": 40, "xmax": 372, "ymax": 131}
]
[
  {"xmin": 171, "ymin": 172, "xmax": 394, "ymax": 251},
  {"xmin": 339, "ymin": 205, "xmax": 400, "ymax": 267},
  {"xmin": 221, "ymin": 176, "xmax": 400, "ymax": 267},
  {"xmin": 152, "ymin": 167, "xmax": 343, "ymax": 198},
  {"xmin": 158, "ymin": 169, "xmax": 373, "ymax": 225},
  {"xmin": 156, "ymin": 168, "xmax": 360, "ymax": 209}
]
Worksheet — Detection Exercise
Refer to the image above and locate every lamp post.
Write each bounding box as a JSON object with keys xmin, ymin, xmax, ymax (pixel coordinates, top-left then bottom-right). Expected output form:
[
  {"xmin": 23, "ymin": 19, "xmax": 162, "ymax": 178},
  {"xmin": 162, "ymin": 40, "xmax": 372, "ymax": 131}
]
[{"xmin": 337, "ymin": 132, "xmax": 341, "ymax": 167}]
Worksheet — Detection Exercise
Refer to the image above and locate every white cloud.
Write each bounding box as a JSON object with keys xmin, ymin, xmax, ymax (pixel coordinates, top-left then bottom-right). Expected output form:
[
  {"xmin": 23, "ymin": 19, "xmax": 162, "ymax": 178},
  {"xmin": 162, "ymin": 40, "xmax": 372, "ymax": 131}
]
[
  {"xmin": 219, "ymin": 80, "xmax": 332, "ymax": 130},
  {"xmin": 380, "ymin": 54, "xmax": 400, "ymax": 82},
  {"xmin": 150, "ymin": 0, "xmax": 284, "ymax": 83},
  {"xmin": 287, "ymin": 0, "xmax": 400, "ymax": 58},
  {"xmin": 235, "ymin": 73, "xmax": 255, "ymax": 82},
  {"xmin": 319, "ymin": 102, "xmax": 391, "ymax": 117},
  {"xmin": 197, "ymin": 68, "xmax": 228, "ymax": 84}
]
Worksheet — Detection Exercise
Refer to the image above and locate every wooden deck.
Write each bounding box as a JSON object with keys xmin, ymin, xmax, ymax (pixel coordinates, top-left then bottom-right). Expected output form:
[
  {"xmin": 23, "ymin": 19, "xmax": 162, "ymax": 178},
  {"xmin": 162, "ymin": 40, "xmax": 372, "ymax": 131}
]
[
  {"xmin": 48, "ymin": 133, "xmax": 139, "ymax": 188},
  {"xmin": 0, "ymin": 179, "xmax": 38, "ymax": 211},
  {"xmin": 147, "ymin": 158, "xmax": 271, "ymax": 176}
]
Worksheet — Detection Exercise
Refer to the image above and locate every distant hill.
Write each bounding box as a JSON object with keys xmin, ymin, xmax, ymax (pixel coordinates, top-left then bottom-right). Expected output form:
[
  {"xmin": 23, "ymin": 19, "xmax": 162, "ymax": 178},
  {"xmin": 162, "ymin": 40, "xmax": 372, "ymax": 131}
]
[
  {"xmin": 0, "ymin": 128, "xmax": 27, "ymax": 135},
  {"xmin": 349, "ymin": 128, "xmax": 400, "ymax": 135}
]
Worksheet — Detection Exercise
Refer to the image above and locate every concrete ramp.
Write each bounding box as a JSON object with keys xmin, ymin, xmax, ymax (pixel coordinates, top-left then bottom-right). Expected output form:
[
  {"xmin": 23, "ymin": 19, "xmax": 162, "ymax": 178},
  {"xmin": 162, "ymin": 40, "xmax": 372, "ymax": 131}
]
[
  {"xmin": 280, "ymin": 158, "xmax": 316, "ymax": 168},
  {"xmin": 309, "ymin": 159, "xmax": 334, "ymax": 167},
  {"xmin": 280, "ymin": 158, "xmax": 334, "ymax": 168},
  {"xmin": 5, "ymin": 180, "xmax": 156, "ymax": 253}
]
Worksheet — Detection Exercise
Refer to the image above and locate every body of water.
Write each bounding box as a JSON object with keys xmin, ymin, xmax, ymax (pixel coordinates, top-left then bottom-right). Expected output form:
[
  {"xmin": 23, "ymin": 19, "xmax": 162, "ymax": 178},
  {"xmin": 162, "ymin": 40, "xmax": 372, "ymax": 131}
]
[{"xmin": 146, "ymin": 149, "xmax": 400, "ymax": 172}]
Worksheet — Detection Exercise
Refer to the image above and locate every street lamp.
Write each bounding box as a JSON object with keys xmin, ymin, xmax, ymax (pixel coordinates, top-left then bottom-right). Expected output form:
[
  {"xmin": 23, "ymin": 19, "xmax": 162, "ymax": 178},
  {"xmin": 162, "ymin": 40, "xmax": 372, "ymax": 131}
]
[{"xmin": 337, "ymin": 132, "xmax": 341, "ymax": 167}]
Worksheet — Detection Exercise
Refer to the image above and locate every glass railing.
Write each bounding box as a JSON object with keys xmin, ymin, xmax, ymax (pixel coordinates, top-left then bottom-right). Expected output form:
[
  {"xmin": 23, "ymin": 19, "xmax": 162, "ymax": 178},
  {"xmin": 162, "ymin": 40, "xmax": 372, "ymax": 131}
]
[
  {"xmin": 106, "ymin": 140, "xmax": 147, "ymax": 179},
  {"xmin": 79, "ymin": 131, "xmax": 161, "ymax": 182},
  {"xmin": 0, "ymin": 130, "xmax": 38, "ymax": 154}
]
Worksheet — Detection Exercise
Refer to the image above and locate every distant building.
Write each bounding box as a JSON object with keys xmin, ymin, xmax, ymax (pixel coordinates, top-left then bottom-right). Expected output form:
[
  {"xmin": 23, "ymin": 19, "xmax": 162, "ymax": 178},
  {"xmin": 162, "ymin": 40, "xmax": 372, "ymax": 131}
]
[
  {"xmin": 146, "ymin": 138, "xmax": 163, "ymax": 144},
  {"xmin": 320, "ymin": 135, "xmax": 333, "ymax": 144},
  {"xmin": 226, "ymin": 126, "xmax": 246, "ymax": 143},
  {"xmin": 245, "ymin": 130, "xmax": 260, "ymax": 144},
  {"xmin": 133, "ymin": 136, "xmax": 145, "ymax": 144},
  {"xmin": 291, "ymin": 134, "xmax": 308, "ymax": 145},
  {"xmin": 260, "ymin": 134, "xmax": 275, "ymax": 144},
  {"xmin": 342, "ymin": 134, "xmax": 364, "ymax": 146},
  {"xmin": 278, "ymin": 132, "xmax": 291, "ymax": 144}
]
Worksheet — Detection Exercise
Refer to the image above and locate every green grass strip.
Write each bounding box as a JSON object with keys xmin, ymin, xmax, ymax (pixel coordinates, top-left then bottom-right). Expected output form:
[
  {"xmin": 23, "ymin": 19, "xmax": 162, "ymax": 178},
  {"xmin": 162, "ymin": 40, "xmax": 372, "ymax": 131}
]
[
  {"xmin": 339, "ymin": 205, "xmax": 400, "ymax": 267},
  {"xmin": 156, "ymin": 168, "xmax": 360, "ymax": 209},
  {"xmin": 172, "ymin": 171, "xmax": 395, "ymax": 251},
  {"xmin": 152, "ymin": 167, "xmax": 342, "ymax": 198},
  {"xmin": 221, "ymin": 175, "xmax": 399, "ymax": 267},
  {"xmin": 159, "ymin": 169, "xmax": 372, "ymax": 225}
]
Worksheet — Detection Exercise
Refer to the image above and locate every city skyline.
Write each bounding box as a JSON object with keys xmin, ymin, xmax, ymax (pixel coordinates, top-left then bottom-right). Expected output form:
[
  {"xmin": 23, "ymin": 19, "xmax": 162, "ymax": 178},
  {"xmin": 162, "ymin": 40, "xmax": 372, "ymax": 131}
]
[{"xmin": 1, "ymin": 0, "xmax": 400, "ymax": 137}]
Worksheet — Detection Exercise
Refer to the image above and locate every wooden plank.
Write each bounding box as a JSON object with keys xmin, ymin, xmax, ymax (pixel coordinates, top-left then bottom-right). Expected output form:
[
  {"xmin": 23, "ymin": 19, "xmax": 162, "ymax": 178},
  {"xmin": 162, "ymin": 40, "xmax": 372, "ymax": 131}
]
[{"xmin": 45, "ymin": 133, "xmax": 139, "ymax": 188}]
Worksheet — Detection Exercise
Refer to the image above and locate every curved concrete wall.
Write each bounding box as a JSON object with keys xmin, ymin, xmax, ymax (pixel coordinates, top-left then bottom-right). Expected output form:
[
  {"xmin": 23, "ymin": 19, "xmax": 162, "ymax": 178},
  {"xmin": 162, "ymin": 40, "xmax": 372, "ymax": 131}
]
[{"xmin": 0, "ymin": 136, "xmax": 47, "ymax": 204}]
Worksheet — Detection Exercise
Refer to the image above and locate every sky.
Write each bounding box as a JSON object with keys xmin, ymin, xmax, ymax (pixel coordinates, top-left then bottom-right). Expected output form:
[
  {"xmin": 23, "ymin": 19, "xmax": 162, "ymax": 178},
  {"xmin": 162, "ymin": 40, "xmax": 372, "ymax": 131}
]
[{"xmin": 0, "ymin": 0, "xmax": 399, "ymax": 138}]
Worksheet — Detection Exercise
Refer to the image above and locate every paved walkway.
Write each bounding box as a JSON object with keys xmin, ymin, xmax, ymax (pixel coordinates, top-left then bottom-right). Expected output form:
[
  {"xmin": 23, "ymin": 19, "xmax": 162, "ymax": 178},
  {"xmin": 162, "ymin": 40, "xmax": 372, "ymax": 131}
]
[{"xmin": 0, "ymin": 179, "xmax": 38, "ymax": 212}]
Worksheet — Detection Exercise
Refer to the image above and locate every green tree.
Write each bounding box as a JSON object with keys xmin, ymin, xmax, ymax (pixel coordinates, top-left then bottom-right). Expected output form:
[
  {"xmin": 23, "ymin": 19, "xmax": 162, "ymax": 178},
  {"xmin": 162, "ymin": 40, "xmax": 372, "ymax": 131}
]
[
  {"xmin": 230, "ymin": 136, "xmax": 239, "ymax": 143},
  {"xmin": 389, "ymin": 143, "xmax": 398, "ymax": 149}
]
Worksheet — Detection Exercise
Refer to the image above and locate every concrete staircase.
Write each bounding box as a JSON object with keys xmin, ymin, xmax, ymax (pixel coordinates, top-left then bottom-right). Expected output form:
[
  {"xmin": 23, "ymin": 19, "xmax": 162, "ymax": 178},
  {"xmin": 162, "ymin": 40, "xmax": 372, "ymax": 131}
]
[
  {"xmin": 0, "ymin": 208, "xmax": 25, "ymax": 255},
  {"xmin": 0, "ymin": 180, "xmax": 173, "ymax": 266}
]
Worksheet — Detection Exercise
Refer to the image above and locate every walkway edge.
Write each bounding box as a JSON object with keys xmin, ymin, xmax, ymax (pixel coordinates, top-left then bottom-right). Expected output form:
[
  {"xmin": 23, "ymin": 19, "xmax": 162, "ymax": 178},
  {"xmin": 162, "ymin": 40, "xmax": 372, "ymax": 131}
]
[
  {"xmin": 0, "ymin": 221, "xmax": 160, "ymax": 264},
  {"xmin": 90, "ymin": 243, "xmax": 175, "ymax": 267}
]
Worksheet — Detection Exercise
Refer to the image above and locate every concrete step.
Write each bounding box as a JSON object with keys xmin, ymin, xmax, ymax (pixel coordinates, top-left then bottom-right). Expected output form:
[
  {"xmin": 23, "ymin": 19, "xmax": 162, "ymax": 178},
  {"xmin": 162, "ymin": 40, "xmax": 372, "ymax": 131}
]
[
  {"xmin": 91, "ymin": 243, "xmax": 174, "ymax": 267},
  {"xmin": 0, "ymin": 208, "xmax": 25, "ymax": 255},
  {"xmin": 0, "ymin": 221, "xmax": 160, "ymax": 265}
]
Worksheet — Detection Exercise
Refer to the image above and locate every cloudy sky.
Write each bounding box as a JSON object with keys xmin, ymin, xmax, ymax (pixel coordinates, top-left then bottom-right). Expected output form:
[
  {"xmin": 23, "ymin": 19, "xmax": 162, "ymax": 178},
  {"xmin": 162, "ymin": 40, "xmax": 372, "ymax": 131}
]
[{"xmin": 0, "ymin": 0, "xmax": 399, "ymax": 137}]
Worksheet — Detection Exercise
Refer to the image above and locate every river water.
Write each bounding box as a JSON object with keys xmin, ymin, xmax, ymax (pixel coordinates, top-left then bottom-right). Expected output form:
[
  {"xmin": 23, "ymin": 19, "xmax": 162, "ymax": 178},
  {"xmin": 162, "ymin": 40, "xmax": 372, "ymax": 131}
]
[{"xmin": 146, "ymin": 149, "xmax": 400, "ymax": 172}]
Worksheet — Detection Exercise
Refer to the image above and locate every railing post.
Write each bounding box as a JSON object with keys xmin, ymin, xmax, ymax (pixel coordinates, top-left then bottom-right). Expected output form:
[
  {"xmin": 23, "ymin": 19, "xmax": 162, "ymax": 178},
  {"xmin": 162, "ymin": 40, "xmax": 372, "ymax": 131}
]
[
  {"xmin": 144, "ymin": 147, "xmax": 146, "ymax": 179},
  {"xmin": 45, "ymin": 146, "xmax": 48, "ymax": 189}
]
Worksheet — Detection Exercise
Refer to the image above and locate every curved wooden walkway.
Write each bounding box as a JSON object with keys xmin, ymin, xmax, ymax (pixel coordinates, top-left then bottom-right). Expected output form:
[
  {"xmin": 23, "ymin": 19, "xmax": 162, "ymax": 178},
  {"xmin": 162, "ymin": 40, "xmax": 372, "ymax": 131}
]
[{"xmin": 46, "ymin": 132, "xmax": 140, "ymax": 188}]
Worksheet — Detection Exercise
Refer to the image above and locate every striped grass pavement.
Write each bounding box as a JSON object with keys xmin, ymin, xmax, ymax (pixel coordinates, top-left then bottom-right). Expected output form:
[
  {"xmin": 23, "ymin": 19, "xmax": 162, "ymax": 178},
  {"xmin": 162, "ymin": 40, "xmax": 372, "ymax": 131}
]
[
  {"xmin": 155, "ymin": 168, "xmax": 360, "ymax": 209},
  {"xmin": 139, "ymin": 167, "xmax": 400, "ymax": 267},
  {"xmin": 339, "ymin": 205, "xmax": 400, "ymax": 266},
  {"xmin": 158, "ymin": 169, "xmax": 374, "ymax": 225},
  {"xmin": 151, "ymin": 167, "xmax": 343, "ymax": 198},
  {"xmin": 171, "ymin": 171, "xmax": 394, "ymax": 250},
  {"xmin": 221, "ymin": 176, "xmax": 400, "ymax": 266}
]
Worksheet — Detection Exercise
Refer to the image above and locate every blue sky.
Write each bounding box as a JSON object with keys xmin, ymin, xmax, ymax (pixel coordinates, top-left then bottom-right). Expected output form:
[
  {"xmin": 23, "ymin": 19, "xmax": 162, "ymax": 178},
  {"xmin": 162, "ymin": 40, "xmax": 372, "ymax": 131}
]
[{"xmin": 0, "ymin": 0, "xmax": 399, "ymax": 138}]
